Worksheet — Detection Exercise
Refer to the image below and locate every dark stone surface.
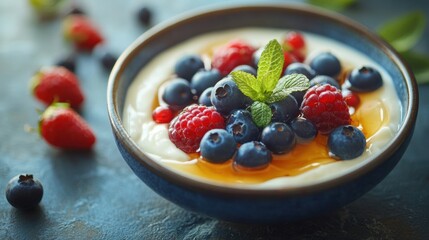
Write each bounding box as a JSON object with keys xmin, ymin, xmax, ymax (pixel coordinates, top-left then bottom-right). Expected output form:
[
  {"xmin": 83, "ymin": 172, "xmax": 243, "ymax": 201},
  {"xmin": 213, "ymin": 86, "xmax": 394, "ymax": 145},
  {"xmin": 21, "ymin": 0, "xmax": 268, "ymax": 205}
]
[{"xmin": 0, "ymin": 0, "xmax": 428, "ymax": 239}]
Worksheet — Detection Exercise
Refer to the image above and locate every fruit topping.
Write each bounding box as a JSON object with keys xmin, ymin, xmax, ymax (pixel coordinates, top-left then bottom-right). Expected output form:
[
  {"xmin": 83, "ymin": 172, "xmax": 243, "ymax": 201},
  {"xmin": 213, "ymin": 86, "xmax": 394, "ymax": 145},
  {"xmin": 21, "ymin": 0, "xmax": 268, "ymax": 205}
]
[
  {"xmin": 212, "ymin": 39, "xmax": 255, "ymax": 76},
  {"xmin": 168, "ymin": 105, "xmax": 225, "ymax": 153},
  {"xmin": 284, "ymin": 62, "xmax": 316, "ymax": 80},
  {"xmin": 261, "ymin": 122, "xmax": 296, "ymax": 154},
  {"xmin": 198, "ymin": 87, "xmax": 213, "ymax": 106},
  {"xmin": 225, "ymin": 109, "xmax": 260, "ymax": 144},
  {"xmin": 328, "ymin": 125, "xmax": 366, "ymax": 160},
  {"xmin": 5, "ymin": 174, "xmax": 43, "ymax": 210},
  {"xmin": 284, "ymin": 31, "xmax": 306, "ymax": 51},
  {"xmin": 234, "ymin": 141, "xmax": 272, "ymax": 170},
  {"xmin": 161, "ymin": 78, "xmax": 194, "ymax": 110},
  {"xmin": 200, "ymin": 129, "xmax": 236, "ymax": 163},
  {"xmin": 152, "ymin": 105, "xmax": 174, "ymax": 124},
  {"xmin": 174, "ymin": 55, "xmax": 205, "ymax": 81},
  {"xmin": 290, "ymin": 117, "xmax": 318, "ymax": 144},
  {"xmin": 309, "ymin": 52, "xmax": 342, "ymax": 78},
  {"xmin": 231, "ymin": 65, "xmax": 257, "ymax": 76},
  {"xmin": 210, "ymin": 77, "xmax": 252, "ymax": 116},
  {"xmin": 270, "ymin": 95, "xmax": 300, "ymax": 123},
  {"xmin": 310, "ymin": 75, "xmax": 341, "ymax": 89},
  {"xmin": 347, "ymin": 66, "xmax": 383, "ymax": 92},
  {"xmin": 190, "ymin": 69, "xmax": 222, "ymax": 96},
  {"xmin": 343, "ymin": 90, "xmax": 361, "ymax": 108}
]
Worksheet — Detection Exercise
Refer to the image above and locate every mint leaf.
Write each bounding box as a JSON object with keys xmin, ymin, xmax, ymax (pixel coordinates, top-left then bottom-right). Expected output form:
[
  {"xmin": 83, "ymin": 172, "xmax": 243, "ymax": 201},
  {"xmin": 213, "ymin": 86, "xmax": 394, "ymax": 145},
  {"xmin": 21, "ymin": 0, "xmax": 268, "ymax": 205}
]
[
  {"xmin": 231, "ymin": 71, "xmax": 262, "ymax": 100},
  {"xmin": 307, "ymin": 0, "xmax": 356, "ymax": 11},
  {"xmin": 402, "ymin": 51, "xmax": 429, "ymax": 84},
  {"xmin": 250, "ymin": 101, "xmax": 272, "ymax": 128},
  {"xmin": 257, "ymin": 39, "xmax": 284, "ymax": 94},
  {"xmin": 267, "ymin": 74, "xmax": 310, "ymax": 103},
  {"xmin": 378, "ymin": 11, "xmax": 426, "ymax": 53}
]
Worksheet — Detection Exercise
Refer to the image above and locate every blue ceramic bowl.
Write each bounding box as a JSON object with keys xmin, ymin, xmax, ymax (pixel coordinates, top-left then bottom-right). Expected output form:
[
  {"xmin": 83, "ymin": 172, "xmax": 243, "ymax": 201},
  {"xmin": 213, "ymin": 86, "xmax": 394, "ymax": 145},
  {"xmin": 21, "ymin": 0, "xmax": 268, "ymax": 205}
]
[{"xmin": 107, "ymin": 4, "xmax": 418, "ymax": 223}]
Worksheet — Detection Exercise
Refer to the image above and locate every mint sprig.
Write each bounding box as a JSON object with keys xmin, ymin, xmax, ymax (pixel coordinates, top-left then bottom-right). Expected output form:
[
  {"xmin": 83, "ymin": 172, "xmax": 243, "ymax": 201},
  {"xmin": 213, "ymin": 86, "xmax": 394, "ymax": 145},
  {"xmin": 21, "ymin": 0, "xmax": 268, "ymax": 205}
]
[{"xmin": 231, "ymin": 40, "xmax": 310, "ymax": 127}]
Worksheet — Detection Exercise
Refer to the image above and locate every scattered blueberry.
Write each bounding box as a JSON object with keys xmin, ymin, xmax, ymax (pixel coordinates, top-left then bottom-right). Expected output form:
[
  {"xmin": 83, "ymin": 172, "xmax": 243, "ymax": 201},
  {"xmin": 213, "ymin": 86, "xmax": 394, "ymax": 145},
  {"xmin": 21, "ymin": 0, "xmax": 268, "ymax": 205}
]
[
  {"xmin": 5, "ymin": 174, "xmax": 43, "ymax": 210},
  {"xmin": 226, "ymin": 109, "xmax": 260, "ymax": 144},
  {"xmin": 284, "ymin": 62, "xmax": 316, "ymax": 80},
  {"xmin": 290, "ymin": 117, "xmax": 317, "ymax": 144},
  {"xmin": 310, "ymin": 52, "xmax": 341, "ymax": 78},
  {"xmin": 270, "ymin": 95, "xmax": 300, "ymax": 123},
  {"xmin": 66, "ymin": 5, "xmax": 85, "ymax": 15},
  {"xmin": 261, "ymin": 122, "xmax": 296, "ymax": 154},
  {"xmin": 347, "ymin": 66, "xmax": 383, "ymax": 92},
  {"xmin": 328, "ymin": 125, "xmax": 366, "ymax": 160},
  {"xmin": 190, "ymin": 69, "xmax": 222, "ymax": 96},
  {"xmin": 211, "ymin": 77, "xmax": 252, "ymax": 115},
  {"xmin": 100, "ymin": 51, "xmax": 118, "ymax": 71},
  {"xmin": 198, "ymin": 87, "xmax": 213, "ymax": 106},
  {"xmin": 137, "ymin": 6, "xmax": 152, "ymax": 26},
  {"xmin": 162, "ymin": 78, "xmax": 193, "ymax": 110},
  {"xmin": 309, "ymin": 75, "xmax": 340, "ymax": 89},
  {"xmin": 232, "ymin": 65, "xmax": 257, "ymax": 76},
  {"xmin": 200, "ymin": 129, "xmax": 236, "ymax": 163},
  {"xmin": 174, "ymin": 55, "xmax": 205, "ymax": 81},
  {"xmin": 234, "ymin": 141, "xmax": 272, "ymax": 170},
  {"xmin": 55, "ymin": 54, "xmax": 76, "ymax": 72}
]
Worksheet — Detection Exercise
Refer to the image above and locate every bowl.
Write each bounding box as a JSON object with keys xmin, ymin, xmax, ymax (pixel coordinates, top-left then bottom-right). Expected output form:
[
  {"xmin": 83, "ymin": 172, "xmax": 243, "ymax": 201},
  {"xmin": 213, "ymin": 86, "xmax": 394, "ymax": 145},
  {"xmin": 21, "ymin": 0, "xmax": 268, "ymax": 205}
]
[{"xmin": 107, "ymin": 4, "xmax": 418, "ymax": 223}]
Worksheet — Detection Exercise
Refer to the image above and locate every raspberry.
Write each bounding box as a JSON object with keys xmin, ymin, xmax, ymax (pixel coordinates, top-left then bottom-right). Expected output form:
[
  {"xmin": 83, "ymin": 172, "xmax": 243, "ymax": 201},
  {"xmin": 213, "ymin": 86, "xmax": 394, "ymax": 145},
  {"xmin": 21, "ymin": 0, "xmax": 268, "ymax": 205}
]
[
  {"xmin": 301, "ymin": 84, "xmax": 351, "ymax": 134},
  {"xmin": 212, "ymin": 40, "xmax": 255, "ymax": 76},
  {"xmin": 168, "ymin": 104, "xmax": 225, "ymax": 153}
]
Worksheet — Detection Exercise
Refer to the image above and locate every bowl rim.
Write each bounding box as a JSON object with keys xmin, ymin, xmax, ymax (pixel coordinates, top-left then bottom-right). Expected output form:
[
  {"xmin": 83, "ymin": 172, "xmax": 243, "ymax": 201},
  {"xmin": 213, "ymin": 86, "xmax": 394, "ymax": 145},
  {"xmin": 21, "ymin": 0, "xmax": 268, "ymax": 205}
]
[{"xmin": 107, "ymin": 3, "xmax": 418, "ymax": 197}]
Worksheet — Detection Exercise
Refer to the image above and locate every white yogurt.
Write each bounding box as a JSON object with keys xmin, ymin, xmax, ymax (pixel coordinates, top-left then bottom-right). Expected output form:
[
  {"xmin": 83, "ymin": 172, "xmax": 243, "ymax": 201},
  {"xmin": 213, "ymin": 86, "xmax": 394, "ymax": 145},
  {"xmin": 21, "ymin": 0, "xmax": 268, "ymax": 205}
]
[{"xmin": 123, "ymin": 28, "xmax": 402, "ymax": 189}]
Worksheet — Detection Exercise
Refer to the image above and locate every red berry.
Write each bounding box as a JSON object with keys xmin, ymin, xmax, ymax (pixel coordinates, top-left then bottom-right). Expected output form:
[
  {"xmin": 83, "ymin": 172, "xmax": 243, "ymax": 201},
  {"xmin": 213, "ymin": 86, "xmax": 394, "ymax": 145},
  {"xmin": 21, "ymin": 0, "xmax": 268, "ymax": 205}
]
[
  {"xmin": 63, "ymin": 15, "xmax": 104, "ymax": 51},
  {"xmin": 39, "ymin": 103, "xmax": 96, "ymax": 150},
  {"xmin": 301, "ymin": 84, "xmax": 351, "ymax": 134},
  {"xmin": 30, "ymin": 66, "xmax": 84, "ymax": 109},
  {"xmin": 290, "ymin": 48, "xmax": 305, "ymax": 63},
  {"xmin": 343, "ymin": 91, "xmax": 361, "ymax": 108},
  {"xmin": 212, "ymin": 40, "xmax": 255, "ymax": 76},
  {"xmin": 283, "ymin": 51, "xmax": 298, "ymax": 71},
  {"xmin": 286, "ymin": 31, "xmax": 306, "ymax": 50},
  {"xmin": 168, "ymin": 105, "xmax": 225, "ymax": 153},
  {"xmin": 152, "ymin": 105, "xmax": 174, "ymax": 123}
]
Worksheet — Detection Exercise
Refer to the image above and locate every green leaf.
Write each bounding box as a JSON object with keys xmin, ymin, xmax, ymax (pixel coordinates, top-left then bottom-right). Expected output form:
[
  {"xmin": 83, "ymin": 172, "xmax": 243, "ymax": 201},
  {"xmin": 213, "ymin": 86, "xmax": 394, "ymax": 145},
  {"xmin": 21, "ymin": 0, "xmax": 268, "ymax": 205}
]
[
  {"xmin": 307, "ymin": 0, "xmax": 356, "ymax": 11},
  {"xmin": 250, "ymin": 101, "xmax": 272, "ymax": 128},
  {"xmin": 267, "ymin": 74, "xmax": 310, "ymax": 103},
  {"xmin": 378, "ymin": 11, "xmax": 426, "ymax": 53},
  {"xmin": 257, "ymin": 39, "xmax": 284, "ymax": 94},
  {"xmin": 401, "ymin": 51, "xmax": 429, "ymax": 84},
  {"xmin": 231, "ymin": 71, "xmax": 262, "ymax": 100}
]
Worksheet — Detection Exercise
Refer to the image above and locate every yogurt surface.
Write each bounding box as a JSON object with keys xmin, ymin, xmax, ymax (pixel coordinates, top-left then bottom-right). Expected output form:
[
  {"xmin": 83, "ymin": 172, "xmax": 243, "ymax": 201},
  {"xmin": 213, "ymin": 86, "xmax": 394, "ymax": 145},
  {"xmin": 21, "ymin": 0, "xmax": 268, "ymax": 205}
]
[{"xmin": 123, "ymin": 28, "xmax": 402, "ymax": 189}]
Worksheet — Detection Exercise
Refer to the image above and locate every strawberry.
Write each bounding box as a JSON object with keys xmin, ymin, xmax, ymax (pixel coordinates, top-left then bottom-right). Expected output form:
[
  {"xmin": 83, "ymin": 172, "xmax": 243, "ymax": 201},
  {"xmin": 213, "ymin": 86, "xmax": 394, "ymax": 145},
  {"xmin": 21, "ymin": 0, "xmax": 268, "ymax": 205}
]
[
  {"xmin": 39, "ymin": 103, "xmax": 96, "ymax": 150},
  {"xmin": 30, "ymin": 66, "xmax": 84, "ymax": 109},
  {"xmin": 63, "ymin": 15, "xmax": 103, "ymax": 51}
]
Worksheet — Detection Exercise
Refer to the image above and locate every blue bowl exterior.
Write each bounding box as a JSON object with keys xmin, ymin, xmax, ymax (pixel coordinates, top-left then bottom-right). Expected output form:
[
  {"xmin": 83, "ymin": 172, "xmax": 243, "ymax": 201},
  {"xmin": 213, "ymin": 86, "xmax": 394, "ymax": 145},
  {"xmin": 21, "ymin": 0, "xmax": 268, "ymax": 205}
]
[{"xmin": 108, "ymin": 4, "xmax": 418, "ymax": 223}]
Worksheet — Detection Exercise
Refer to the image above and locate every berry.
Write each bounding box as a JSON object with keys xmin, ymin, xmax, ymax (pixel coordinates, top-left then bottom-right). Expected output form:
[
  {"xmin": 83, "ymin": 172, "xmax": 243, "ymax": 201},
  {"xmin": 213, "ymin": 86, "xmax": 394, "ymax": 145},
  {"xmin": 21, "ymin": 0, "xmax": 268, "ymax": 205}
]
[
  {"xmin": 161, "ymin": 78, "xmax": 194, "ymax": 110},
  {"xmin": 252, "ymin": 47, "xmax": 263, "ymax": 68},
  {"xmin": 152, "ymin": 105, "xmax": 174, "ymax": 123},
  {"xmin": 310, "ymin": 75, "xmax": 340, "ymax": 89},
  {"xmin": 55, "ymin": 54, "xmax": 77, "ymax": 72},
  {"xmin": 328, "ymin": 125, "xmax": 366, "ymax": 160},
  {"xmin": 137, "ymin": 6, "xmax": 152, "ymax": 26},
  {"xmin": 261, "ymin": 122, "xmax": 296, "ymax": 154},
  {"xmin": 212, "ymin": 40, "xmax": 255, "ymax": 76},
  {"xmin": 290, "ymin": 49, "xmax": 306, "ymax": 63},
  {"xmin": 30, "ymin": 66, "xmax": 84, "ymax": 109},
  {"xmin": 225, "ymin": 109, "xmax": 259, "ymax": 144},
  {"xmin": 343, "ymin": 90, "xmax": 360, "ymax": 108},
  {"xmin": 190, "ymin": 69, "xmax": 222, "ymax": 96},
  {"xmin": 301, "ymin": 84, "xmax": 351, "ymax": 134},
  {"xmin": 200, "ymin": 129, "xmax": 236, "ymax": 163},
  {"xmin": 198, "ymin": 87, "xmax": 213, "ymax": 106},
  {"xmin": 5, "ymin": 174, "xmax": 43, "ymax": 210},
  {"xmin": 174, "ymin": 55, "xmax": 205, "ymax": 81},
  {"xmin": 66, "ymin": 5, "xmax": 86, "ymax": 15},
  {"xmin": 232, "ymin": 65, "xmax": 257, "ymax": 76},
  {"xmin": 39, "ymin": 102, "xmax": 96, "ymax": 150},
  {"xmin": 310, "ymin": 52, "xmax": 341, "ymax": 78},
  {"xmin": 63, "ymin": 15, "xmax": 104, "ymax": 51},
  {"xmin": 168, "ymin": 105, "xmax": 225, "ymax": 153},
  {"xmin": 284, "ymin": 63, "xmax": 316, "ymax": 80},
  {"xmin": 347, "ymin": 66, "xmax": 383, "ymax": 92},
  {"xmin": 270, "ymin": 95, "xmax": 300, "ymax": 123},
  {"xmin": 100, "ymin": 52, "xmax": 117, "ymax": 71},
  {"xmin": 290, "ymin": 117, "xmax": 318, "ymax": 144},
  {"xmin": 234, "ymin": 141, "xmax": 272, "ymax": 170},
  {"xmin": 290, "ymin": 90, "xmax": 307, "ymax": 106},
  {"xmin": 210, "ymin": 77, "xmax": 252, "ymax": 115},
  {"xmin": 285, "ymin": 31, "xmax": 306, "ymax": 50},
  {"xmin": 283, "ymin": 51, "xmax": 298, "ymax": 71}
]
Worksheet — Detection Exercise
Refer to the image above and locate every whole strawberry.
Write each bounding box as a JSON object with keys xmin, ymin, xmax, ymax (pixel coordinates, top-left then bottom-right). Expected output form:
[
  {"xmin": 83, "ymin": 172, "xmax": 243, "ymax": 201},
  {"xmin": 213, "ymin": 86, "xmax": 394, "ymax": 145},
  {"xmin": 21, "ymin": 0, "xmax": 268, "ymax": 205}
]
[
  {"xmin": 39, "ymin": 103, "xmax": 96, "ymax": 150},
  {"xmin": 63, "ymin": 15, "xmax": 103, "ymax": 51},
  {"xmin": 30, "ymin": 66, "xmax": 84, "ymax": 109}
]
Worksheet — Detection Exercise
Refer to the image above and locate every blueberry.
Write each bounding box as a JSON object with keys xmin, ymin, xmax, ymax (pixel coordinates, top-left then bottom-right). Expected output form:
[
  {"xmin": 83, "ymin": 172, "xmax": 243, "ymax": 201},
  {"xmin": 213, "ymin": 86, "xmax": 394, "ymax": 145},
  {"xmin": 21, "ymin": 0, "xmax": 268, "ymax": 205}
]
[
  {"xmin": 55, "ymin": 54, "xmax": 76, "ymax": 72},
  {"xmin": 190, "ymin": 69, "xmax": 222, "ymax": 96},
  {"xmin": 347, "ymin": 66, "xmax": 383, "ymax": 92},
  {"xmin": 137, "ymin": 6, "xmax": 152, "ymax": 26},
  {"xmin": 261, "ymin": 122, "xmax": 296, "ymax": 154},
  {"xmin": 270, "ymin": 95, "xmax": 299, "ymax": 123},
  {"xmin": 251, "ymin": 47, "xmax": 263, "ymax": 68},
  {"xmin": 290, "ymin": 117, "xmax": 317, "ymax": 144},
  {"xmin": 198, "ymin": 87, "xmax": 213, "ymax": 106},
  {"xmin": 211, "ymin": 77, "xmax": 252, "ymax": 115},
  {"xmin": 328, "ymin": 125, "xmax": 366, "ymax": 160},
  {"xmin": 310, "ymin": 52, "xmax": 341, "ymax": 78},
  {"xmin": 66, "ymin": 6, "xmax": 85, "ymax": 15},
  {"xmin": 200, "ymin": 129, "xmax": 236, "ymax": 163},
  {"xmin": 290, "ymin": 90, "xmax": 307, "ymax": 106},
  {"xmin": 234, "ymin": 141, "xmax": 272, "ymax": 170},
  {"xmin": 5, "ymin": 174, "xmax": 43, "ymax": 210},
  {"xmin": 162, "ymin": 78, "xmax": 193, "ymax": 110},
  {"xmin": 226, "ymin": 109, "xmax": 260, "ymax": 144},
  {"xmin": 309, "ymin": 75, "xmax": 340, "ymax": 89},
  {"xmin": 284, "ymin": 62, "xmax": 316, "ymax": 80},
  {"xmin": 100, "ymin": 52, "xmax": 118, "ymax": 71},
  {"xmin": 232, "ymin": 65, "xmax": 257, "ymax": 76},
  {"xmin": 174, "ymin": 55, "xmax": 205, "ymax": 81}
]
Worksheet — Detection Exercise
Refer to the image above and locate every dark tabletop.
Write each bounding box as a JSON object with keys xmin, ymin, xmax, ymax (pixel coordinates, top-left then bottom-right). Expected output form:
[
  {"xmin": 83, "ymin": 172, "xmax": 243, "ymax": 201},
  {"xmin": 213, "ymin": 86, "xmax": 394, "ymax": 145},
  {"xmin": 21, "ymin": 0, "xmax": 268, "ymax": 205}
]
[{"xmin": 1, "ymin": 0, "xmax": 428, "ymax": 239}]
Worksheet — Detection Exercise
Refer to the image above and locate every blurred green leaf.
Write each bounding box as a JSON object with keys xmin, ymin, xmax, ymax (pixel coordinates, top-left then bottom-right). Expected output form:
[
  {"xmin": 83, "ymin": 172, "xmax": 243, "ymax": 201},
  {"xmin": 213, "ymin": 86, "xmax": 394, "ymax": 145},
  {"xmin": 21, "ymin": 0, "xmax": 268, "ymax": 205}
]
[
  {"xmin": 307, "ymin": 0, "xmax": 356, "ymax": 11},
  {"xmin": 378, "ymin": 11, "xmax": 426, "ymax": 53},
  {"xmin": 402, "ymin": 51, "xmax": 429, "ymax": 84}
]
